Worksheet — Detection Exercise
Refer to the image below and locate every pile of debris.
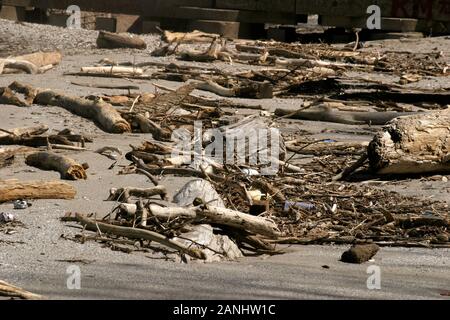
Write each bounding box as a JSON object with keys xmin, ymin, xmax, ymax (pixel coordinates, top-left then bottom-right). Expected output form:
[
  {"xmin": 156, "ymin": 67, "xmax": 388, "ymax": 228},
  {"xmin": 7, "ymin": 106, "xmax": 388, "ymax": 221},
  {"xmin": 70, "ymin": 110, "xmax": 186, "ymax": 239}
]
[{"xmin": 1, "ymin": 28, "xmax": 449, "ymax": 264}]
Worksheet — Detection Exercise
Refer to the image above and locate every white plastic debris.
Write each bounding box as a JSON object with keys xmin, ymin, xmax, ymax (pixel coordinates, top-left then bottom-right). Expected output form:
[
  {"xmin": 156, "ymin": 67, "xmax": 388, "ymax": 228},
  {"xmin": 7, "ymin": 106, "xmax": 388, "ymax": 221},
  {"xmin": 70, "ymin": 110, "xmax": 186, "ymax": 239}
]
[
  {"xmin": 0, "ymin": 212, "xmax": 15, "ymax": 224},
  {"xmin": 13, "ymin": 200, "xmax": 28, "ymax": 210}
]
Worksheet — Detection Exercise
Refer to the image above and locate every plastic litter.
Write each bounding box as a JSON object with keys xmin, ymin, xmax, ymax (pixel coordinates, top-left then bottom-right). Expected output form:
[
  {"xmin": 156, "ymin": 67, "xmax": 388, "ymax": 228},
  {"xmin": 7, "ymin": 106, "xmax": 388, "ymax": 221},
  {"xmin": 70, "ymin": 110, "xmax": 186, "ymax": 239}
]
[
  {"xmin": 0, "ymin": 212, "xmax": 15, "ymax": 224},
  {"xmin": 284, "ymin": 201, "xmax": 315, "ymax": 212},
  {"xmin": 14, "ymin": 200, "xmax": 28, "ymax": 210}
]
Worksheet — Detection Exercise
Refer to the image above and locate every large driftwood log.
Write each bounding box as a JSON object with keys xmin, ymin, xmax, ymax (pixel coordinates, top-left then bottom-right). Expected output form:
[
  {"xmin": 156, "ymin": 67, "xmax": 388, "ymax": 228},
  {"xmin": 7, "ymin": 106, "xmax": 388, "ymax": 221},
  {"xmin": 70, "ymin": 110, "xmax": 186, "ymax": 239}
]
[
  {"xmin": 0, "ymin": 280, "xmax": 43, "ymax": 300},
  {"xmin": 0, "ymin": 180, "xmax": 76, "ymax": 203},
  {"xmin": 34, "ymin": 90, "xmax": 131, "ymax": 133},
  {"xmin": 195, "ymin": 80, "xmax": 273, "ymax": 99},
  {"xmin": 97, "ymin": 31, "xmax": 147, "ymax": 49},
  {"xmin": 275, "ymin": 105, "xmax": 411, "ymax": 125},
  {"xmin": 74, "ymin": 213, "xmax": 206, "ymax": 260},
  {"xmin": 368, "ymin": 109, "xmax": 450, "ymax": 175},
  {"xmin": 122, "ymin": 204, "xmax": 280, "ymax": 238},
  {"xmin": 196, "ymin": 205, "xmax": 281, "ymax": 239},
  {"xmin": 26, "ymin": 152, "xmax": 87, "ymax": 180}
]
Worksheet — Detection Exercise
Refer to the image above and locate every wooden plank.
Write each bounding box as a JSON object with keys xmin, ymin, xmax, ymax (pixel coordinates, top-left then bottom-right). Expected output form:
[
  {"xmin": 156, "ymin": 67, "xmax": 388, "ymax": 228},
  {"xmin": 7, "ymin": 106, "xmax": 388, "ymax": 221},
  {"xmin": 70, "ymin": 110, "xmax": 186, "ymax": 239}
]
[
  {"xmin": 216, "ymin": 0, "xmax": 296, "ymax": 13},
  {"xmin": 297, "ymin": 0, "xmax": 450, "ymax": 22}
]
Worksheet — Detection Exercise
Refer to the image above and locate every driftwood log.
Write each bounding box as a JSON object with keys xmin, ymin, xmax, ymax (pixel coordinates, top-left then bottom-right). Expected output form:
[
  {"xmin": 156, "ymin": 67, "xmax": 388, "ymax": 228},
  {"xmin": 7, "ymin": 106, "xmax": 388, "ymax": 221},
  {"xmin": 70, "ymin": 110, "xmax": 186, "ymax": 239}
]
[
  {"xmin": 275, "ymin": 105, "xmax": 411, "ymax": 125},
  {"xmin": 97, "ymin": 31, "xmax": 147, "ymax": 49},
  {"xmin": 74, "ymin": 213, "xmax": 206, "ymax": 260},
  {"xmin": 195, "ymin": 80, "xmax": 273, "ymax": 99},
  {"xmin": 26, "ymin": 152, "xmax": 87, "ymax": 180},
  {"xmin": 118, "ymin": 203, "xmax": 280, "ymax": 238},
  {"xmin": 368, "ymin": 109, "xmax": 450, "ymax": 175},
  {"xmin": 0, "ymin": 280, "xmax": 43, "ymax": 300},
  {"xmin": 34, "ymin": 90, "xmax": 131, "ymax": 133},
  {"xmin": 0, "ymin": 180, "xmax": 76, "ymax": 203},
  {"xmin": 162, "ymin": 30, "xmax": 219, "ymax": 44}
]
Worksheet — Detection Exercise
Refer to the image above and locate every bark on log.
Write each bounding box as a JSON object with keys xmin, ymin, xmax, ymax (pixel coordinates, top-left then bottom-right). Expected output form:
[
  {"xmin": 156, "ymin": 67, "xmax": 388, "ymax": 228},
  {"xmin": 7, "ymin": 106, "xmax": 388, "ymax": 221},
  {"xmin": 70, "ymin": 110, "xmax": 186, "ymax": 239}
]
[
  {"xmin": 75, "ymin": 213, "xmax": 206, "ymax": 260},
  {"xmin": 97, "ymin": 31, "xmax": 147, "ymax": 49},
  {"xmin": 26, "ymin": 152, "xmax": 87, "ymax": 180},
  {"xmin": 0, "ymin": 180, "xmax": 76, "ymax": 203},
  {"xmin": 34, "ymin": 90, "xmax": 131, "ymax": 133},
  {"xmin": 368, "ymin": 109, "xmax": 450, "ymax": 175},
  {"xmin": 0, "ymin": 280, "xmax": 43, "ymax": 300}
]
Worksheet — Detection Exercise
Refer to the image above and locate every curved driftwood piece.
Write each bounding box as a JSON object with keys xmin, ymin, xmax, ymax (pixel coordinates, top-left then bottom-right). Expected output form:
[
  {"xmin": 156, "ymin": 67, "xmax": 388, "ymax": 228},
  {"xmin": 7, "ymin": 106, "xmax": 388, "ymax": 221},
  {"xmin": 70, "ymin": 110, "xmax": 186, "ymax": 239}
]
[
  {"xmin": 35, "ymin": 90, "xmax": 131, "ymax": 133},
  {"xmin": 0, "ymin": 180, "xmax": 76, "ymax": 203},
  {"xmin": 195, "ymin": 80, "xmax": 273, "ymax": 99},
  {"xmin": 0, "ymin": 280, "xmax": 43, "ymax": 300},
  {"xmin": 75, "ymin": 213, "xmax": 206, "ymax": 260},
  {"xmin": 120, "ymin": 203, "xmax": 280, "ymax": 238},
  {"xmin": 368, "ymin": 109, "xmax": 450, "ymax": 175},
  {"xmin": 97, "ymin": 31, "xmax": 147, "ymax": 49},
  {"xmin": 275, "ymin": 105, "xmax": 412, "ymax": 125},
  {"xmin": 26, "ymin": 152, "xmax": 87, "ymax": 180},
  {"xmin": 0, "ymin": 59, "xmax": 38, "ymax": 74},
  {"xmin": 196, "ymin": 205, "xmax": 281, "ymax": 239}
]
